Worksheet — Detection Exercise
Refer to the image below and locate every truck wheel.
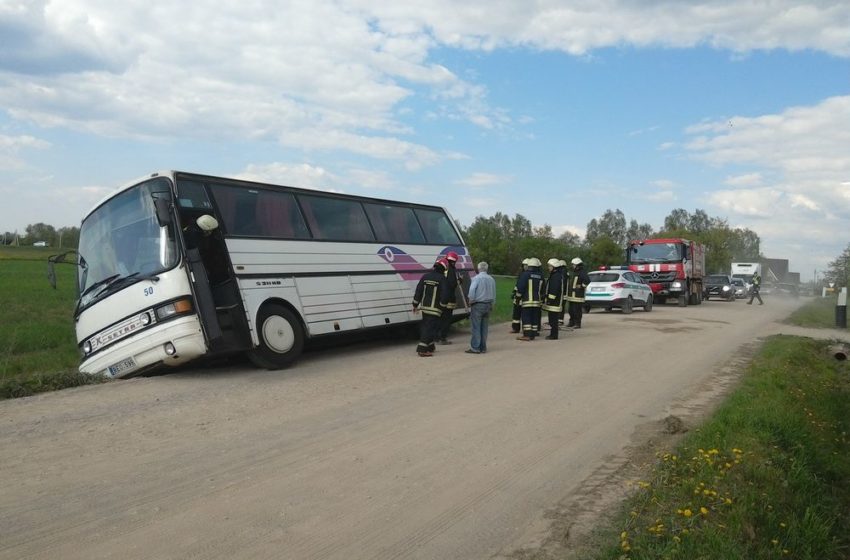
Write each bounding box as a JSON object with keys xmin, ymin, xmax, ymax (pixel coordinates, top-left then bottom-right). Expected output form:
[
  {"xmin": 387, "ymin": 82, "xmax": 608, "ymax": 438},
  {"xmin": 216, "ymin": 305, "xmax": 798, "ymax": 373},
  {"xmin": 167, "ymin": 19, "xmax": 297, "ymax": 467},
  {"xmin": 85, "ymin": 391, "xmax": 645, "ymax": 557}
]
[
  {"xmin": 678, "ymin": 295, "xmax": 687, "ymax": 307},
  {"xmin": 689, "ymin": 292, "xmax": 699, "ymax": 305},
  {"xmin": 248, "ymin": 303, "xmax": 305, "ymax": 370},
  {"xmin": 622, "ymin": 296, "xmax": 634, "ymax": 314},
  {"xmin": 644, "ymin": 294, "xmax": 653, "ymax": 312},
  {"xmin": 656, "ymin": 296, "xmax": 666, "ymax": 305}
]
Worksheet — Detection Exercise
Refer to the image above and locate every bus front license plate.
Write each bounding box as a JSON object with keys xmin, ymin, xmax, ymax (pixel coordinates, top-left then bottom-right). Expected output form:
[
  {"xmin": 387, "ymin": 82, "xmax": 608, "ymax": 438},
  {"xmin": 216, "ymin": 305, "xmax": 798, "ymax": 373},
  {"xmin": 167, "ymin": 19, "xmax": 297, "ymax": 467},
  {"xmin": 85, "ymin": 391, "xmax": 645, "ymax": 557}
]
[{"xmin": 108, "ymin": 357, "xmax": 137, "ymax": 376}]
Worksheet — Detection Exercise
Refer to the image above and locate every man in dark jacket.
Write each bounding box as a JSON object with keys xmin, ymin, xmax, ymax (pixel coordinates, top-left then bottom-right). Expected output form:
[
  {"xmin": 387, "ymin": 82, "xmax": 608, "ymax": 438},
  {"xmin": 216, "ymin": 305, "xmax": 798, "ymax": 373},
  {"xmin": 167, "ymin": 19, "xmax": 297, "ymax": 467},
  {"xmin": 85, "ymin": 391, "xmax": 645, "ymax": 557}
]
[
  {"xmin": 566, "ymin": 257, "xmax": 590, "ymax": 329},
  {"xmin": 413, "ymin": 259, "xmax": 449, "ymax": 356},
  {"xmin": 515, "ymin": 257, "xmax": 543, "ymax": 341},
  {"xmin": 542, "ymin": 258, "xmax": 565, "ymax": 340}
]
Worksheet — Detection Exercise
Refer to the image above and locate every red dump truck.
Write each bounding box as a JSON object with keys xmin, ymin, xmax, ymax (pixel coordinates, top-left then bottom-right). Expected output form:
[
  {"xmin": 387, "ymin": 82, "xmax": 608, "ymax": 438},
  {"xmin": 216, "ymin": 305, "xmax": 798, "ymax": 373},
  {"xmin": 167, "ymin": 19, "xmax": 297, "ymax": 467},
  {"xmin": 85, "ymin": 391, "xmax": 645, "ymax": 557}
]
[{"xmin": 624, "ymin": 238, "xmax": 705, "ymax": 306}]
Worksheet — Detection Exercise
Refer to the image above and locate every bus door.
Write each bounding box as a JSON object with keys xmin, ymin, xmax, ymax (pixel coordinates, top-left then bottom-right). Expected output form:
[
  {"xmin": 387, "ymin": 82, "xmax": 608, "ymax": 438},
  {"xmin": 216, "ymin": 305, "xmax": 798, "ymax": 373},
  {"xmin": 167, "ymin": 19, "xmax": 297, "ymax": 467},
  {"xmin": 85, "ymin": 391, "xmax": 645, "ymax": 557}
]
[{"xmin": 173, "ymin": 181, "xmax": 252, "ymax": 353}]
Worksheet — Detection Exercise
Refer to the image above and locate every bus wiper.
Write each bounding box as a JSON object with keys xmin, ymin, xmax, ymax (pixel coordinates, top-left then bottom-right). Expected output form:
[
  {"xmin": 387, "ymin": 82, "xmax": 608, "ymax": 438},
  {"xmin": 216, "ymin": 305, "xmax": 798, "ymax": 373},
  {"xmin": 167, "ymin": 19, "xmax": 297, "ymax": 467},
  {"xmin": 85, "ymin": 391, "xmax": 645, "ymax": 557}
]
[
  {"xmin": 79, "ymin": 274, "xmax": 121, "ymax": 299},
  {"xmin": 107, "ymin": 272, "xmax": 161, "ymax": 289}
]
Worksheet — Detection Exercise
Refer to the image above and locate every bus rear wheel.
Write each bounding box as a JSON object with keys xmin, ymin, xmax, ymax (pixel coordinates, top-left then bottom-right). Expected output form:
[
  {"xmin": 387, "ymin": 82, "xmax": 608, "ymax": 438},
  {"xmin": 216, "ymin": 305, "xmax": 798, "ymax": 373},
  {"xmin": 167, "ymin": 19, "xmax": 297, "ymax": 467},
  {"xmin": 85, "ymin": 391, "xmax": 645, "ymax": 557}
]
[{"xmin": 248, "ymin": 303, "xmax": 304, "ymax": 370}]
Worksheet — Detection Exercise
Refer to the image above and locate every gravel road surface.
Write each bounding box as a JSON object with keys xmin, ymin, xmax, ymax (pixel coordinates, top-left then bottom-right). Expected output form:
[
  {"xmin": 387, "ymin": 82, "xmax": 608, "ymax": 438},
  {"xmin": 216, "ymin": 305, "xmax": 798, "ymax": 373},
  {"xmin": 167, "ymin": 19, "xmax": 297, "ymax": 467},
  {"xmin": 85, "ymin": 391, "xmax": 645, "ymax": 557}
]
[{"xmin": 2, "ymin": 296, "xmax": 838, "ymax": 560}]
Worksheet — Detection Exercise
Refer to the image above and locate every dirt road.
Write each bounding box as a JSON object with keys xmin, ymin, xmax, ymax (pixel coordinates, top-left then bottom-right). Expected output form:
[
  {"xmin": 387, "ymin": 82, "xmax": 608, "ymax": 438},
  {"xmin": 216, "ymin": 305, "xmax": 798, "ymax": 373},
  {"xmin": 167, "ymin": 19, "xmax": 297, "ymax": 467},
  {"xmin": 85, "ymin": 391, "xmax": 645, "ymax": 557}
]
[{"xmin": 1, "ymin": 296, "xmax": 836, "ymax": 560}]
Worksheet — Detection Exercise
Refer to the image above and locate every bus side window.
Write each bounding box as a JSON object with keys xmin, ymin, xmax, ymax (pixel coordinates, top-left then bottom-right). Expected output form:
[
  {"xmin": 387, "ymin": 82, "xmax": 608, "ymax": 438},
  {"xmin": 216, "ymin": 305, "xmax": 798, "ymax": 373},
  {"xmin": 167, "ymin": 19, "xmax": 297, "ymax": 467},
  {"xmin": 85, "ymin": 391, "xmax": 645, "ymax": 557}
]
[
  {"xmin": 298, "ymin": 195, "xmax": 374, "ymax": 241},
  {"xmin": 414, "ymin": 208, "xmax": 461, "ymax": 245},
  {"xmin": 256, "ymin": 190, "xmax": 310, "ymax": 239},
  {"xmin": 363, "ymin": 203, "xmax": 425, "ymax": 244}
]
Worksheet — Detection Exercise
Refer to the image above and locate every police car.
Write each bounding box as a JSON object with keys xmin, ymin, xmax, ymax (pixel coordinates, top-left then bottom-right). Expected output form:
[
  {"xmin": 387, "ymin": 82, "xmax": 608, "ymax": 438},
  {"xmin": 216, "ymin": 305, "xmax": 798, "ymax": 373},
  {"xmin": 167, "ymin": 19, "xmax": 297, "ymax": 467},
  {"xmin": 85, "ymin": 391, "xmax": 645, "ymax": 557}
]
[{"xmin": 584, "ymin": 269, "xmax": 653, "ymax": 313}]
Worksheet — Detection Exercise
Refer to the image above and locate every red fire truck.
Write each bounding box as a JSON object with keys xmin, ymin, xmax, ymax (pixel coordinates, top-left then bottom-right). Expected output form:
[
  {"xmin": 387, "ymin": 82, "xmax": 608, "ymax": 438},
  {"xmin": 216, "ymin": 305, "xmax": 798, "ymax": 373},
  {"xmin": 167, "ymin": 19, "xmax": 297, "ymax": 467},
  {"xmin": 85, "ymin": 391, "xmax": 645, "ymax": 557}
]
[{"xmin": 624, "ymin": 238, "xmax": 705, "ymax": 306}]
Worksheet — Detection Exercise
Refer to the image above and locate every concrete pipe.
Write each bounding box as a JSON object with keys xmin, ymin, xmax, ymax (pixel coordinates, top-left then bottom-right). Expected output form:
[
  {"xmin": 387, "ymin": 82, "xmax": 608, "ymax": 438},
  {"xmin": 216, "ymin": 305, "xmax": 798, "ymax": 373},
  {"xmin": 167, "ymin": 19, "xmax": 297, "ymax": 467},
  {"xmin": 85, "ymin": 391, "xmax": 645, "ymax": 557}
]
[{"xmin": 828, "ymin": 344, "xmax": 848, "ymax": 361}]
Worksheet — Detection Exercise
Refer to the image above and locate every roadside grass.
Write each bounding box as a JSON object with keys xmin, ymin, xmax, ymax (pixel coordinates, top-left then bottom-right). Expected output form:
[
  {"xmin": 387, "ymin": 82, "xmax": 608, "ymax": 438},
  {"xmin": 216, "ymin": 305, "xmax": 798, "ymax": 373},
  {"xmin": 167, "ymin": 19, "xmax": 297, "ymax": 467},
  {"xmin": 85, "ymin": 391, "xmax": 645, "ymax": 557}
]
[
  {"xmin": 584, "ymin": 335, "xmax": 850, "ymax": 560},
  {"xmin": 786, "ymin": 296, "xmax": 841, "ymax": 329},
  {"xmin": 0, "ymin": 252, "xmax": 98, "ymax": 399},
  {"xmin": 493, "ymin": 276, "xmax": 516, "ymax": 324}
]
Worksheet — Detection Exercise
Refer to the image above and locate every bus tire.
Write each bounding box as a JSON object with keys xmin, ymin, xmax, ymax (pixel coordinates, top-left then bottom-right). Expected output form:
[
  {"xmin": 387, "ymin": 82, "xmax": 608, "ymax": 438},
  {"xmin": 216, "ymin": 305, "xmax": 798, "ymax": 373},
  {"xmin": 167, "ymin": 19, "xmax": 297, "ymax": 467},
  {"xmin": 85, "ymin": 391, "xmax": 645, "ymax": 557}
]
[{"xmin": 248, "ymin": 304, "xmax": 304, "ymax": 370}]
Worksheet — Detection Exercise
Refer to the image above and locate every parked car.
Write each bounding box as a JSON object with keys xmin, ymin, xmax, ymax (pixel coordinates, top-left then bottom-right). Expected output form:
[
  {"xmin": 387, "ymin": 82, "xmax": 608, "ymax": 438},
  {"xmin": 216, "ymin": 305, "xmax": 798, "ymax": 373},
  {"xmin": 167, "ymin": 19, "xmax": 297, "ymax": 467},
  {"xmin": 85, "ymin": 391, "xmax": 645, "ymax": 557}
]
[
  {"xmin": 731, "ymin": 277, "xmax": 747, "ymax": 299},
  {"xmin": 703, "ymin": 274, "xmax": 736, "ymax": 301},
  {"xmin": 584, "ymin": 269, "xmax": 653, "ymax": 314}
]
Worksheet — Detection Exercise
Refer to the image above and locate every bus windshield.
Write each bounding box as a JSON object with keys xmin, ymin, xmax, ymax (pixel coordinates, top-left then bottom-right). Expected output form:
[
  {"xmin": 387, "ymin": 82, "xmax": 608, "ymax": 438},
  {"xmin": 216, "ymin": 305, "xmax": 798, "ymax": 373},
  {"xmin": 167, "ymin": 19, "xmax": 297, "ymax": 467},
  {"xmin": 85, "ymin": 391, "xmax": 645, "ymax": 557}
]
[
  {"xmin": 77, "ymin": 178, "xmax": 178, "ymax": 310},
  {"xmin": 628, "ymin": 242, "xmax": 683, "ymax": 263}
]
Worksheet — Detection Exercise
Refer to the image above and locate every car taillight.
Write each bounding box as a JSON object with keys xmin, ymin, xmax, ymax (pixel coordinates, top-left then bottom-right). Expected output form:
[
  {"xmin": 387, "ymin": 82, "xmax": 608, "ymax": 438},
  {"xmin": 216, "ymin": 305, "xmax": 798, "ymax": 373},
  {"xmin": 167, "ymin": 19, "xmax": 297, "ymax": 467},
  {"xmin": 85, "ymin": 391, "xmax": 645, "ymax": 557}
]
[{"xmin": 611, "ymin": 282, "xmax": 626, "ymax": 288}]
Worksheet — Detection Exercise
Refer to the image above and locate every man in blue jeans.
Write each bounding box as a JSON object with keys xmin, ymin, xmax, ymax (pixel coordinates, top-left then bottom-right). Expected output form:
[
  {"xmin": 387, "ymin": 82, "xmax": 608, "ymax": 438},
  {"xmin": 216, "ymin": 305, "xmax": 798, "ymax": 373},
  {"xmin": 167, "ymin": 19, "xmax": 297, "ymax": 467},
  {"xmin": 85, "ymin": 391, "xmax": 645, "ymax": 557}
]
[{"xmin": 466, "ymin": 261, "xmax": 496, "ymax": 354}]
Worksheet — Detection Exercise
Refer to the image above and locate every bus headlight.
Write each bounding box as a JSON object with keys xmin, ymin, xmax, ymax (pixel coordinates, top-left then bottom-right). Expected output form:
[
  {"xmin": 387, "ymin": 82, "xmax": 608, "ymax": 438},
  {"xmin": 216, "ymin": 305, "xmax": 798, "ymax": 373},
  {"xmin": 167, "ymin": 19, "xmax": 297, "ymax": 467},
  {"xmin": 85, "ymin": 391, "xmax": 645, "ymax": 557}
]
[
  {"xmin": 155, "ymin": 299, "xmax": 193, "ymax": 321},
  {"xmin": 140, "ymin": 312, "xmax": 152, "ymax": 326},
  {"xmin": 83, "ymin": 341, "xmax": 92, "ymax": 354}
]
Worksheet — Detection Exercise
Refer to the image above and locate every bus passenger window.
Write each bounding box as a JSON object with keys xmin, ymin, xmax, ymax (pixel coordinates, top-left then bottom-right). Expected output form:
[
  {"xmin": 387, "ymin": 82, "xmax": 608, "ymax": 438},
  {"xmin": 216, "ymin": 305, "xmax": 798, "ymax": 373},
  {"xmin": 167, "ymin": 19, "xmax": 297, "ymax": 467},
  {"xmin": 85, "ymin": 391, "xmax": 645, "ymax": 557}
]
[
  {"xmin": 414, "ymin": 208, "xmax": 461, "ymax": 245},
  {"xmin": 298, "ymin": 195, "xmax": 374, "ymax": 241},
  {"xmin": 363, "ymin": 203, "xmax": 425, "ymax": 244}
]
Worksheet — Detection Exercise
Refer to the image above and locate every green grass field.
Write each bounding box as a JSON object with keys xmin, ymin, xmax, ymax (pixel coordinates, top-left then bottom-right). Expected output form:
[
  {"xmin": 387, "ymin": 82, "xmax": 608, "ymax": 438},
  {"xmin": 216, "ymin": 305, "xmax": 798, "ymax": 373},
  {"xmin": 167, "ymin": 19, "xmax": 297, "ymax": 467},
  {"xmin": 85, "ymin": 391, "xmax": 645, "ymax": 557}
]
[
  {"xmin": 0, "ymin": 248, "xmax": 95, "ymax": 397},
  {"xmin": 786, "ymin": 296, "xmax": 842, "ymax": 329},
  {"xmin": 585, "ymin": 335, "xmax": 850, "ymax": 560}
]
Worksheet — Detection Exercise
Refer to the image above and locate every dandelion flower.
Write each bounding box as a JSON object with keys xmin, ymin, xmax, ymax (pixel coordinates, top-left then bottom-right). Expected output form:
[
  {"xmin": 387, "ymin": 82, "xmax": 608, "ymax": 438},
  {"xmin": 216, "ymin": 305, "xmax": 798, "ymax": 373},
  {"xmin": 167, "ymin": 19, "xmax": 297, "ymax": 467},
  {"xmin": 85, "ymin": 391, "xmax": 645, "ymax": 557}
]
[
  {"xmin": 700, "ymin": 507, "xmax": 709, "ymax": 516},
  {"xmin": 683, "ymin": 509, "xmax": 693, "ymax": 517}
]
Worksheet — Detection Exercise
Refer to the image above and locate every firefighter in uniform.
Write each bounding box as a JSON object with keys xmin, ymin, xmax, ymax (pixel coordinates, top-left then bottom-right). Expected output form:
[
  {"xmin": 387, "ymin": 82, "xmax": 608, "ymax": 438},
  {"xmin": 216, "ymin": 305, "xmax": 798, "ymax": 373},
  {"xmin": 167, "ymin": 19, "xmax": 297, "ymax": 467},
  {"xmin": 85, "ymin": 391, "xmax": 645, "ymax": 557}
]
[
  {"xmin": 412, "ymin": 259, "xmax": 450, "ymax": 357},
  {"xmin": 558, "ymin": 259, "xmax": 568, "ymax": 326},
  {"xmin": 566, "ymin": 257, "xmax": 591, "ymax": 329},
  {"xmin": 516, "ymin": 257, "xmax": 543, "ymax": 341},
  {"xmin": 510, "ymin": 258, "xmax": 530, "ymax": 333},
  {"xmin": 438, "ymin": 251, "xmax": 461, "ymax": 344},
  {"xmin": 542, "ymin": 258, "xmax": 565, "ymax": 340}
]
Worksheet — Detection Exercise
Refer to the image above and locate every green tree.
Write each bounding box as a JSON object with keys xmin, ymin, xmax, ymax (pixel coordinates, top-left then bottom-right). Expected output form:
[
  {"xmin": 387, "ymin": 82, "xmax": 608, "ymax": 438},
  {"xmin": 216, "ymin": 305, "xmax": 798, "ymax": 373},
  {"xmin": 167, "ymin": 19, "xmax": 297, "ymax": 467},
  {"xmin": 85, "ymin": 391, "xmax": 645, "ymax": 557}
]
[
  {"xmin": 586, "ymin": 209, "xmax": 627, "ymax": 247},
  {"xmin": 589, "ymin": 237, "xmax": 624, "ymax": 268},
  {"xmin": 23, "ymin": 223, "xmax": 57, "ymax": 246},
  {"xmin": 826, "ymin": 243, "xmax": 850, "ymax": 288}
]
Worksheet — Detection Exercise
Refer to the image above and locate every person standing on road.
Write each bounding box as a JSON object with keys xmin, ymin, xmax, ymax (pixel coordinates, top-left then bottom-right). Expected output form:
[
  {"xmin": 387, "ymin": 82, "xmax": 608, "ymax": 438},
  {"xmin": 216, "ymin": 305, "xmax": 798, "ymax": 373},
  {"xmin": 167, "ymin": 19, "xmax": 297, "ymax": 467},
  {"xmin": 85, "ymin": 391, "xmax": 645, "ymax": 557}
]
[
  {"xmin": 747, "ymin": 271, "xmax": 764, "ymax": 305},
  {"xmin": 510, "ymin": 258, "xmax": 529, "ymax": 333},
  {"xmin": 438, "ymin": 251, "xmax": 461, "ymax": 344},
  {"xmin": 542, "ymin": 258, "xmax": 565, "ymax": 340},
  {"xmin": 465, "ymin": 261, "xmax": 496, "ymax": 354},
  {"xmin": 516, "ymin": 257, "xmax": 543, "ymax": 341},
  {"xmin": 566, "ymin": 257, "xmax": 590, "ymax": 329},
  {"xmin": 413, "ymin": 259, "xmax": 449, "ymax": 357}
]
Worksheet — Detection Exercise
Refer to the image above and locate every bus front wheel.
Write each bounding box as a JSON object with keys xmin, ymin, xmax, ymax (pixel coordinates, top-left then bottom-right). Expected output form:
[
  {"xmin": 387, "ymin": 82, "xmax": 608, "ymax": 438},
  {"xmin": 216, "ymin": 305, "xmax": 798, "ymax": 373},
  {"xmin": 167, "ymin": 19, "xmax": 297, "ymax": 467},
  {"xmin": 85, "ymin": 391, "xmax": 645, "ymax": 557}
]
[{"xmin": 248, "ymin": 304, "xmax": 305, "ymax": 370}]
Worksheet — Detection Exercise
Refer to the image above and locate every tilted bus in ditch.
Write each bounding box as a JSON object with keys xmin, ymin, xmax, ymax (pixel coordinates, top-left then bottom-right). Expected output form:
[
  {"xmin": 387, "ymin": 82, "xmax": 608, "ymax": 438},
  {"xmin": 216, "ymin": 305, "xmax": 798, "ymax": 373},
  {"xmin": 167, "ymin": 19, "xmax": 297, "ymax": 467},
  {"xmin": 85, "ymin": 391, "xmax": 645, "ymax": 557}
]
[{"xmin": 54, "ymin": 171, "xmax": 472, "ymax": 378}]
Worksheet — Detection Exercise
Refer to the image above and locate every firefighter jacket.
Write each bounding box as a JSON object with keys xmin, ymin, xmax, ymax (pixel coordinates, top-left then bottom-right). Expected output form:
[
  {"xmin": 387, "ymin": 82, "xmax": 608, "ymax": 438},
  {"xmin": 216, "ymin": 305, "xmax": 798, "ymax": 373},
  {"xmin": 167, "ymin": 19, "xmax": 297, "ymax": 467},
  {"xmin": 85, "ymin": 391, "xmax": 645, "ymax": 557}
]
[
  {"xmin": 542, "ymin": 268, "xmax": 565, "ymax": 312},
  {"xmin": 413, "ymin": 269, "xmax": 449, "ymax": 316},
  {"xmin": 443, "ymin": 264, "xmax": 460, "ymax": 309},
  {"xmin": 565, "ymin": 266, "xmax": 591, "ymax": 303},
  {"xmin": 516, "ymin": 268, "xmax": 543, "ymax": 307}
]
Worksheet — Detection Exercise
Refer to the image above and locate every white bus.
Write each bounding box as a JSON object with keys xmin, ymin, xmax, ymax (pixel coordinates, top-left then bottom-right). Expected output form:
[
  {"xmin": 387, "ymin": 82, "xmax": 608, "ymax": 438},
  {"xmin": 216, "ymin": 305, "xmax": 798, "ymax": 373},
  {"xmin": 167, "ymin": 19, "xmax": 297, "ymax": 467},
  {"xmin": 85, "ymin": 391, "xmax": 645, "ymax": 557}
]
[{"xmin": 61, "ymin": 171, "xmax": 473, "ymax": 378}]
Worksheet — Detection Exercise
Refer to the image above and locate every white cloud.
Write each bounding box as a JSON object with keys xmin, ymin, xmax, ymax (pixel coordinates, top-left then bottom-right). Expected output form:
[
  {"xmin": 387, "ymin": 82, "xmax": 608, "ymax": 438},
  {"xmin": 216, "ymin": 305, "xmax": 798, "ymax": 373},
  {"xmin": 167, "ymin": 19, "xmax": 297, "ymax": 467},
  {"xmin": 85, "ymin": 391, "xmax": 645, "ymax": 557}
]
[
  {"xmin": 0, "ymin": 134, "xmax": 50, "ymax": 170},
  {"xmin": 455, "ymin": 172, "xmax": 513, "ymax": 187},
  {"xmin": 689, "ymin": 96, "xmax": 850, "ymax": 275},
  {"xmin": 552, "ymin": 224, "xmax": 584, "ymax": 238},
  {"xmin": 652, "ymin": 179, "xmax": 675, "ymax": 190},
  {"xmin": 1, "ymin": 0, "xmax": 847, "ymax": 172},
  {"xmin": 463, "ymin": 196, "xmax": 498, "ymax": 208},
  {"xmin": 238, "ymin": 163, "xmax": 341, "ymax": 191},
  {"xmin": 724, "ymin": 173, "xmax": 763, "ymax": 187}
]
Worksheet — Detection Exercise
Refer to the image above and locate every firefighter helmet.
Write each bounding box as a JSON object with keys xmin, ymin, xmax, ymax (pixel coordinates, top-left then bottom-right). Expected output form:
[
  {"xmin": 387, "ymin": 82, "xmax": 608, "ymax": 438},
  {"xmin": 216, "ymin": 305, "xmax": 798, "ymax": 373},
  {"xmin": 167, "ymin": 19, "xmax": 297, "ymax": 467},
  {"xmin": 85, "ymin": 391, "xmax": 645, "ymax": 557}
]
[
  {"xmin": 571, "ymin": 257, "xmax": 583, "ymax": 266},
  {"xmin": 547, "ymin": 258, "xmax": 560, "ymax": 268},
  {"xmin": 559, "ymin": 259, "xmax": 567, "ymax": 268},
  {"xmin": 521, "ymin": 258, "xmax": 530, "ymax": 266},
  {"xmin": 445, "ymin": 251, "xmax": 459, "ymax": 262},
  {"xmin": 526, "ymin": 257, "xmax": 541, "ymax": 267},
  {"xmin": 435, "ymin": 258, "xmax": 448, "ymax": 271}
]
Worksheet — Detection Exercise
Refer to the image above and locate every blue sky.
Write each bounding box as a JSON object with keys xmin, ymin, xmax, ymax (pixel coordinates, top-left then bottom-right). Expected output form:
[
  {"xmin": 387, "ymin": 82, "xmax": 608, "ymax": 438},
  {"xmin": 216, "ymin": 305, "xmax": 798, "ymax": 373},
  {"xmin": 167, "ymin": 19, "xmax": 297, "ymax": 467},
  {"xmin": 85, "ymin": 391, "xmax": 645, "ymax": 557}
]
[{"xmin": 1, "ymin": 1, "xmax": 849, "ymax": 280}]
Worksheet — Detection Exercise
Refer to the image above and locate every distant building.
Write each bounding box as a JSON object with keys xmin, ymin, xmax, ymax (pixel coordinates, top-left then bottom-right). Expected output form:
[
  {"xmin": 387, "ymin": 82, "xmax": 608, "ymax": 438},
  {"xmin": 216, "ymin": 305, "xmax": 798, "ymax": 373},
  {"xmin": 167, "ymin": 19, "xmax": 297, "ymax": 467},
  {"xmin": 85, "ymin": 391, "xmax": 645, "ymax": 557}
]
[{"xmin": 762, "ymin": 258, "xmax": 789, "ymax": 283}]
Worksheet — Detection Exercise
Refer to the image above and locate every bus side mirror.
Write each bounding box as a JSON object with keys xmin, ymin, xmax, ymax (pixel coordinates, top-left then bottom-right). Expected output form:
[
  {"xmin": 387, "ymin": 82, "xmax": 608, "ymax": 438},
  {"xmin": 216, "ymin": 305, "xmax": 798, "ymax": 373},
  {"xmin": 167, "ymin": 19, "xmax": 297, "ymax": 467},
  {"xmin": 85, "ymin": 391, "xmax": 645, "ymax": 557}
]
[
  {"xmin": 154, "ymin": 197, "xmax": 173, "ymax": 227},
  {"xmin": 46, "ymin": 250, "xmax": 80, "ymax": 289}
]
